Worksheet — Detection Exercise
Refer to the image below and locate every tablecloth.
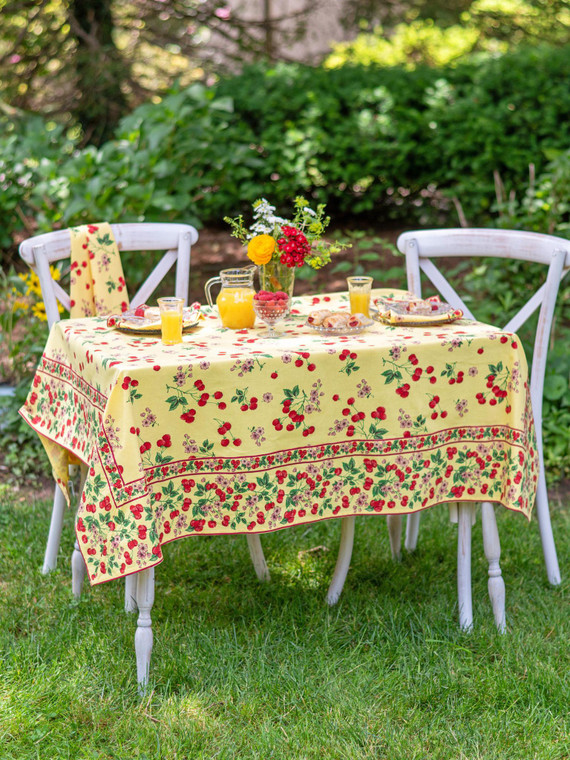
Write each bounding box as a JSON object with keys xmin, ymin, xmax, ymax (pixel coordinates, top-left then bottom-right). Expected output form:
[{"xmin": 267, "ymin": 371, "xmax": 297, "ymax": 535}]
[{"xmin": 20, "ymin": 292, "xmax": 538, "ymax": 585}]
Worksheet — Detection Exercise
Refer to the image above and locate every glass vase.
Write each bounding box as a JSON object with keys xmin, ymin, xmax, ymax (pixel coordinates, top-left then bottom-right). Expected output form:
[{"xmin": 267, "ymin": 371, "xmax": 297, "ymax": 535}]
[{"xmin": 258, "ymin": 258, "xmax": 295, "ymax": 302}]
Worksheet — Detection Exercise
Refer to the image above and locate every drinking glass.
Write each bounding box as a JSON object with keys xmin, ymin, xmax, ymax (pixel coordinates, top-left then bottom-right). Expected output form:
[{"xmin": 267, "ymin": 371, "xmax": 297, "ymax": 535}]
[
  {"xmin": 347, "ymin": 276, "xmax": 373, "ymax": 317},
  {"xmin": 157, "ymin": 297, "xmax": 184, "ymax": 345}
]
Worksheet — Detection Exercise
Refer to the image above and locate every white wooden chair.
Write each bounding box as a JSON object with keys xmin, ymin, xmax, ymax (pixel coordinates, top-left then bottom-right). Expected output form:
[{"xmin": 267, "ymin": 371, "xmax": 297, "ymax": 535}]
[
  {"xmin": 20, "ymin": 222, "xmax": 271, "ymax": 605},
  {"xmin": 19, "ymin": 223, "xmax": 198, "ymax": 608},
  {"xmin": 328, "ymin": 228, "xmax": 568, "ymax": 630}
]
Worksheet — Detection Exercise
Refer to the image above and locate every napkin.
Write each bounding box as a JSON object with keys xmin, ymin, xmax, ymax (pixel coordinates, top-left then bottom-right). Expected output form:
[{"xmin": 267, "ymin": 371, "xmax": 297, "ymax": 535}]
[
  {"xmin": 375, "ymin": 294, "xmax": 463, "ymax": 325},
  {"xmin": 43, "ymin": 223, "xmax": 130, "ymax": 495},
  {"xmin": 69, "ymin": 222, "xmax": 129, "ymax": 318}
]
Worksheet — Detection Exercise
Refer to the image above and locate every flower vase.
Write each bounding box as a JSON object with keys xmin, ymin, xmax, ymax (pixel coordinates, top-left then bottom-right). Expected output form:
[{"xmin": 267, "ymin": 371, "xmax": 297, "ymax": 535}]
[{"xmin": 258, "ymin": 259, "xmax": 295, "ymax": 302}]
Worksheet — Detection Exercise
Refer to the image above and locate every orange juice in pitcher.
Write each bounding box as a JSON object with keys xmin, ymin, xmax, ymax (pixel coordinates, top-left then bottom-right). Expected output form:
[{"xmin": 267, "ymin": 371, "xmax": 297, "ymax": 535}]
[{"xmin": 205, "ymin": 267, "xmax": 256, "ymax": 329}]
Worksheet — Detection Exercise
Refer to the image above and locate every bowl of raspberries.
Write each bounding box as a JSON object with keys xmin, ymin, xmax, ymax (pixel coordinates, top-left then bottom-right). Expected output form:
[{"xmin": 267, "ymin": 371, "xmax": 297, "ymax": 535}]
[{"xmin": 252, "ymin": 290, "xmax": 290, "ymax": 337}]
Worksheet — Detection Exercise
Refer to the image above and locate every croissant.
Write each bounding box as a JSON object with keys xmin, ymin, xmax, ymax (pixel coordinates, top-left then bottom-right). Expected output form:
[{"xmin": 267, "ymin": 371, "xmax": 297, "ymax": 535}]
[
  {"xmin": 322, "ymin": 313, "xmax": 350, "ymax": 328},
  {"xmin": 307, "ymin": 309, "xmax": 333, "ymax": 325},
  {"xmin": 347, "ymin": 313, "xmax": 368, "ymax": 327}
]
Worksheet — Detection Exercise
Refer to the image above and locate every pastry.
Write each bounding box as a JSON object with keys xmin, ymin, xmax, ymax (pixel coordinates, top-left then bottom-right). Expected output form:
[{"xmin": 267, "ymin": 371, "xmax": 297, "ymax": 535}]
[
  {"xmin": 307, "ymin": 309, "xmax": 333, "ymax": 325},
  {"xmin": 322, "ymin": 313, "xmax": 349, "ymax": 329}
]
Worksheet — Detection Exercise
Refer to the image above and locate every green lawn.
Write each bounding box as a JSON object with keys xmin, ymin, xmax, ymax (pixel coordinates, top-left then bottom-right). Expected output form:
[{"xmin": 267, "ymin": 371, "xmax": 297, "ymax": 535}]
[{"xmin": 0, "ymin": 488, "xmax": 568, "ymax": 760}]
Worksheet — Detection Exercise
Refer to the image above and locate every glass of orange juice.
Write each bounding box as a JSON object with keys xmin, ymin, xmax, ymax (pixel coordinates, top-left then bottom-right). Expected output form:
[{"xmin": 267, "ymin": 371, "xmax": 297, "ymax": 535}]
[
  {"xmin": 157, "ymin": 297, "xmax": 184, "ymax": 345},
  {"xmin": 347, "ymin": 276, "xmax": 373, "ymax": 317}
]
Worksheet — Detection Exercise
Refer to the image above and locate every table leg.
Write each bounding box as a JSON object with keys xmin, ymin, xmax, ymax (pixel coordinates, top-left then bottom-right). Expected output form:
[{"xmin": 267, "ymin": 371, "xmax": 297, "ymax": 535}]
[
  {"xmin": 327, "ymin": 516, "xmax": 355, "ymax": 606},
  {"xmin": 71, "ymin": 463, "xmax": 89, "ymax": 598},
  {"xmin": 481, "ymin": 502, "xmax": 506, "ymax": 632},
  {"xmin": 457, "ymin": 502, "xmax": 474, "ymax": 631},
  {"xmin": 386, "ymin": 515, "xmax": 402, "ymax": 561},
  {"xmin": 246, "ymin": 535, "xmax": 271, "ymax": 582},
  {"xmin": 124, "ymin": 574, "xmax": 138, "ymax": 613},
  {"xmin": 405, "ymin": 512, "xmax": 421, "ymax": 552},
  {"xmin": 135, "ymin": 567, "xmax": 155, "ymax": 693}
]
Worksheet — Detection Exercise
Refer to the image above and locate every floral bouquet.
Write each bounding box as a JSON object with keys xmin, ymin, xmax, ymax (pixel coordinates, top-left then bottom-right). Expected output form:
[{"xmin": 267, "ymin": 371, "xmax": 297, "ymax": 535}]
[{"xmin": 224, "ymin": 197, "xmax": 349, "ymax": 295}]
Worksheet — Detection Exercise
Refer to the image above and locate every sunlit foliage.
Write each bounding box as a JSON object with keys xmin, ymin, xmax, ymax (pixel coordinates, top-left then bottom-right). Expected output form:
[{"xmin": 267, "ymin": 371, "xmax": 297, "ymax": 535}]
[{"xmin": 327, "ymin": 0, "xmax": 570, "ymax": 68}]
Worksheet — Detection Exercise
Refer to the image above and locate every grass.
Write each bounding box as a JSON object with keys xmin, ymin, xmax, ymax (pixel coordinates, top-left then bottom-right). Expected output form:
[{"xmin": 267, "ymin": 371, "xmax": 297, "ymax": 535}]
[{"xmin": 0, "ymin": 486, "xmax": 568, "ymax": 760}]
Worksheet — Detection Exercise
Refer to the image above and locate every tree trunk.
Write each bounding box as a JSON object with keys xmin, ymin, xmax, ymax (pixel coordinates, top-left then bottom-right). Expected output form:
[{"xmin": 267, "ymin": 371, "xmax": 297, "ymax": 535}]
[{"xmin": 69, "ymin": 0, "xmax": 129, "ymax": 145}]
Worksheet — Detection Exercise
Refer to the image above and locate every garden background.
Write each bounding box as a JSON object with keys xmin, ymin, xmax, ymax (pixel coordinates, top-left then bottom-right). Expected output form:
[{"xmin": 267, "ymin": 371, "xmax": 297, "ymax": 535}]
[
  {"xmin": 0, "ymin": 3, "xmax": 569, "ymax": 757},
  {"xmin": 1, "ymin": 0, "xmax": 569, "ymax": 489}
]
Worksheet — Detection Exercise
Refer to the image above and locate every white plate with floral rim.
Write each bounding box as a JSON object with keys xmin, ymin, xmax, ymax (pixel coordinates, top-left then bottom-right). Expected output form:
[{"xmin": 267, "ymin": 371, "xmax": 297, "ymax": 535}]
[{"xmin": 108, "ymin": 305, "xmax": 202, "ymax": 334}]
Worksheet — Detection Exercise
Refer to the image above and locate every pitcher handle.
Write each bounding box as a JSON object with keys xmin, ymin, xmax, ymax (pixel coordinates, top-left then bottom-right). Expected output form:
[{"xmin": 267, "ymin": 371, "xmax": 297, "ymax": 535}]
[{"xmin": 204, "ymin": 276, "xmax": 221, "ymax": 307}]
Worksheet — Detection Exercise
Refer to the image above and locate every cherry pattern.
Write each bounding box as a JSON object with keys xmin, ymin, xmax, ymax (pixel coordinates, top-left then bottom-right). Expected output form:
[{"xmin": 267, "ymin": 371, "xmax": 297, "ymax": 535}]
[{"xmin": 21, "ymin": 292, "xmax": 538, "ymax": 585}]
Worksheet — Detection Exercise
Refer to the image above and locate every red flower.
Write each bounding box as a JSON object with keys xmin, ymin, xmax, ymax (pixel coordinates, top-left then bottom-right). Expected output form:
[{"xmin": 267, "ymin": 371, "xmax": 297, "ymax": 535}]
[{"xmin": 277, "ymin": 226, "xmax": 311, "ymax": 267}]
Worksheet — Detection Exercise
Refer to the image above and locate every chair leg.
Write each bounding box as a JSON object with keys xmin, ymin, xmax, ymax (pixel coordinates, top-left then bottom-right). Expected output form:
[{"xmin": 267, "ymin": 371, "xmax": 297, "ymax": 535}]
[
  {"xmin": 135, "ymin": 567, "xmax": 155, "ymax": 694},
  {"xmin": 125, "ymin": 574, "xmax": 138, "ymax": 612},
  {"xmin": 71, "ymin": 538, "xmax": 86, "ymax": 598},
  {"xmin": 535, "ymin": 467, "xmax": 561, "ymax": 585},
  {"xmin": 42, "ymin": 485, "xmax": 67, "ymax": 574},
  {"xmin": 481, "ymin": 502, "xmax": 506, "ymax": 632},
  {"xmin": 405, "ymin": 512, "xmax": 421, "ymax": 552},
  {"xmin": 457, "ymin": 502, "xmax": 474, "ymax": 631},
  {"xmin": 387, "ymin": 515, "xmax": 402, "ymax": 560},
  {"xmin": 327, "ymin": 516, "xmax": 356, "ymax": 606},
  {"xmin": 246, "ymin": 535, "xmax": 271, "ymax": 582}
]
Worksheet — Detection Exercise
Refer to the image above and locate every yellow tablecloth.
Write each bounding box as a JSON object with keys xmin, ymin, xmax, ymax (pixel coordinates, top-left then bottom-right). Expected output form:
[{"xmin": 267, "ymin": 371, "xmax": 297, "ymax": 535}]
[{"xmin": 20, "ymin": 292, "xmax": 538, "ymax": 585}]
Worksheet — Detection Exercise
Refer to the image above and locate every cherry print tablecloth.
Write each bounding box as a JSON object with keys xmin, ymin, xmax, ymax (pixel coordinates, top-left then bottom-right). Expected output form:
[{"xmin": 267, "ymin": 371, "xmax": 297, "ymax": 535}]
[{"xmin": 20, "ymin": 291, "xmax": 538, "ymax": 586}]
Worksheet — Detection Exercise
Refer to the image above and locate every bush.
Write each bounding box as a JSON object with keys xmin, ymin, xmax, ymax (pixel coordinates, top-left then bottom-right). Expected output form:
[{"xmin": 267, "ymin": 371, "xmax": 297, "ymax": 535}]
[
  {"xmin": 1, "ymin": 44, "xmax": 569, "ymax": 482},
  {"xmin": 0, "ymin": 266, "xmax": 53, "ymax": 483},
  {"xmin": 2, "ymin": 43, "xmax": 570, "ymax": 262}
]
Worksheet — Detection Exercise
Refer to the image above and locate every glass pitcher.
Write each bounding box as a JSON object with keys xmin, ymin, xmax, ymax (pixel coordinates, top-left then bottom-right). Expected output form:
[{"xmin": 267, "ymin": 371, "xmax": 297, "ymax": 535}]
[{"xmin": 204, "ymin": 266, "xmax": 256, "ymax": 329}]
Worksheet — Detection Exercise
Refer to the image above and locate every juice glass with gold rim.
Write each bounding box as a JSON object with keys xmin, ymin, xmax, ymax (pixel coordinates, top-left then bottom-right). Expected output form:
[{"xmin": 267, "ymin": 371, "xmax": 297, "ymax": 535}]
[
  {"xmin": 347, "ymin": 276, "xmax": 373, "ymax": 317},
  {"xmin": 157, "ymin": 297, "xmax": 184, "ymax": 345}
]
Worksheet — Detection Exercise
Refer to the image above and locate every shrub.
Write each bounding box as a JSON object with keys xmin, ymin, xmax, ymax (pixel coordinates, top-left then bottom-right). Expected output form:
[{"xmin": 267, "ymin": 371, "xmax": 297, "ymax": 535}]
[{"xmin": 2, "ymin": 44, "xmax": 570, "ymax": 259}]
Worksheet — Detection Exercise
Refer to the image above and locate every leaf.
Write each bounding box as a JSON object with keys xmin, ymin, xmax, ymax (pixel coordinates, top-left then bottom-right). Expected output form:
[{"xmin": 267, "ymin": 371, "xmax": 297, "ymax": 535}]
[
  {"xmin": 166, "ymin": 395, "xmax": 187, "ymax": 411},
  {"xmin": 343, "ymin": 458, "xmax": 358, "ymax": 474},
  {"xmin": 331, "ymin": 261, "xmax": 352, "ymax": 273},
  {"xmin": 359, "ymin": 252, "xmax": 382, "ymax": 261},
  {"xmin": 146, "ymin": 123, "xmax": 174, "ymax": 152},
  {"xmin": 381, "ymin": 369, "xmax": 401, "ymax": 383},
  {"xmin": 544, "ymin": 374, "xmax": 567, "ymax": 401}
]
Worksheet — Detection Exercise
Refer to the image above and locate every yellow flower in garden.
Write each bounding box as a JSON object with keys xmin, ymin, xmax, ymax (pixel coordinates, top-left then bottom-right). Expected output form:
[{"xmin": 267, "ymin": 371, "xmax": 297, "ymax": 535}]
[
  {"xmin": 247, "ymin": 234, "xmax": 275, "ymax": 265},
  {"xmin": 12, "ymin": 266, "xmax": 63, "ymax": 320},
  {"xmin": 12, "ymin": 297, "xmax": 28, "ymax": 312},
  {"xmin": 32, "ymin": 302, "xmax": 48, "ymax": 321}
]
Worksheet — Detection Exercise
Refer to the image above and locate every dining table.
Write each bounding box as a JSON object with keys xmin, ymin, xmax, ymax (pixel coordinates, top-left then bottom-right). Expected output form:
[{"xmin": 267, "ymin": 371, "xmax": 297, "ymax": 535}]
[{"xmin": 20, "ymin": 289, "xmax": 539, "ymax": 687}]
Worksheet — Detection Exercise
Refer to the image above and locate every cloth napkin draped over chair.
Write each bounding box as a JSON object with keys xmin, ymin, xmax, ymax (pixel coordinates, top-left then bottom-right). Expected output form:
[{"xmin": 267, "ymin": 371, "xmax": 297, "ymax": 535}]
[
  {"xmin": 69, "ymin": 222, "xmax": 129, "ymax": 317},
  {"xmin": 41, "ymin": 222, "xmax": 130, "ymax": 497}
]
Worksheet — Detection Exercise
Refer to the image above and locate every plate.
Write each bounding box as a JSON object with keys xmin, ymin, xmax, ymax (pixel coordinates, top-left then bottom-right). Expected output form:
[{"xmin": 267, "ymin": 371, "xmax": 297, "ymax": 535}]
[
  {"xmin": 374, "ymin": 296, "xmax": 462, "ymax": 326},
  {"xmin": 109, "ymin": 306, "xmax": 202, "ymax": 334},
  {"xmin": 306, "ymin": 318, "xmax": 374, "ymax": 336}
]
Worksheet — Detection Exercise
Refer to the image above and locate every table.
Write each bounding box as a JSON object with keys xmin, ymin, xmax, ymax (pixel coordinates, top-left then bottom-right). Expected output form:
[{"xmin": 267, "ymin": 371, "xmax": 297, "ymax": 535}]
[{"xmin": 20, "ymin": 291, "xmax": 538, "ymax": 684}]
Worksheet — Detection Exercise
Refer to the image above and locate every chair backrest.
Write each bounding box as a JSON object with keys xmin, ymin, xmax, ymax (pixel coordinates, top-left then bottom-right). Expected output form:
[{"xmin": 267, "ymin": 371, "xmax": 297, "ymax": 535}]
[
  {"xmin": 19, "ymin": 222, "xmax": 199, "ymax": 328},
  {"xmin": 396, "ymin": 228, "xmax": 570, "ymax": 438}
]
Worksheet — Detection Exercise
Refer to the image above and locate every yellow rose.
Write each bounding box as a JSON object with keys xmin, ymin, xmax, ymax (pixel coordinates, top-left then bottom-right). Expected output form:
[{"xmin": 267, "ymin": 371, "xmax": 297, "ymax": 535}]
[{"xmin": 247, "ymin": 234, "xmax": 276, "ymax": 266}]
